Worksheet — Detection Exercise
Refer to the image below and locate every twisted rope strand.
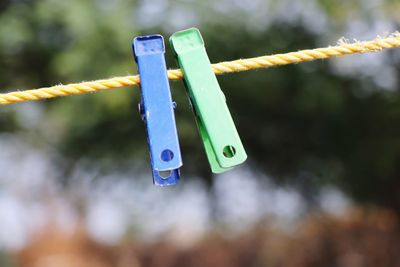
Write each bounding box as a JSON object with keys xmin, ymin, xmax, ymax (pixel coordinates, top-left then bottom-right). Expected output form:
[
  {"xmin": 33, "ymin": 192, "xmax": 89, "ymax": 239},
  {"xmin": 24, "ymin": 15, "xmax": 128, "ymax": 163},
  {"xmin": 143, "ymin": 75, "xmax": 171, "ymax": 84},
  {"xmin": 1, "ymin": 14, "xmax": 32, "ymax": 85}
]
[{"xmin": 1, "ymin": 33, "xmax": 399, "ymax": 105}]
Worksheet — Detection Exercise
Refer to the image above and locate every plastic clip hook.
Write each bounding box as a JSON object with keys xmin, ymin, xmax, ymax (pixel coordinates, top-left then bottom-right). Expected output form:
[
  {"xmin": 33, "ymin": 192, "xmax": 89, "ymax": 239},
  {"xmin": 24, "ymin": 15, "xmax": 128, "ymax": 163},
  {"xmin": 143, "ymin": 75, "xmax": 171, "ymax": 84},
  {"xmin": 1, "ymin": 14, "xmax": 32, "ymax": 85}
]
[
  {"xmin": 133, "ymin": 34, "xmax": 182, "ymax": 186},
  {"xmin": 169, "ymin": 28, "xmax": 247, "ymax": 173}
]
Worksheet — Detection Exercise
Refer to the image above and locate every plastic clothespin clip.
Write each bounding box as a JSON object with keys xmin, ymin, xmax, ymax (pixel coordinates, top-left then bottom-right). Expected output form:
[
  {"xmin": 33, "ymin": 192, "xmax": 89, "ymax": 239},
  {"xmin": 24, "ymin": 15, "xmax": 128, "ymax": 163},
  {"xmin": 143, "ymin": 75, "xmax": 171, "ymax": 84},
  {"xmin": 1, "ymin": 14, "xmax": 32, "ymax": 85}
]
[
  {"xmin": 169, "ymin": 28, "xmax": 247, "ymax": 173},
  {"xmin": 133, "ymin": 34, "xmax": 182, "ymax": 186}
]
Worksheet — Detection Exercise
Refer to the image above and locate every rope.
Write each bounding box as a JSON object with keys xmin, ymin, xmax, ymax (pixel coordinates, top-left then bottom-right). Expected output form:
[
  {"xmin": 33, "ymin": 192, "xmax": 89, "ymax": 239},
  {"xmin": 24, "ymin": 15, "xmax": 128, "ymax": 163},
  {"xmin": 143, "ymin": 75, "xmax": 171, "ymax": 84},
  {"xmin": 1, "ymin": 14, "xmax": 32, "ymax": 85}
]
[{"xmin": 1, "ymin": 33, "xmax": 399, "ymax": 105}]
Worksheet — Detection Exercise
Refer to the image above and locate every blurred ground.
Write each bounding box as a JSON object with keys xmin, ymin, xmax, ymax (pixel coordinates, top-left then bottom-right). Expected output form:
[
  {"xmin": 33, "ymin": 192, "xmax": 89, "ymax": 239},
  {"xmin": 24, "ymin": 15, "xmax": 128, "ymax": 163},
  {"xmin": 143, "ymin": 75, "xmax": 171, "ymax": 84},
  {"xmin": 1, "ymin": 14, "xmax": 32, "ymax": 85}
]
[{"xmin": 15, "ymin": 208, "xmax": 400, "ymax": 267}]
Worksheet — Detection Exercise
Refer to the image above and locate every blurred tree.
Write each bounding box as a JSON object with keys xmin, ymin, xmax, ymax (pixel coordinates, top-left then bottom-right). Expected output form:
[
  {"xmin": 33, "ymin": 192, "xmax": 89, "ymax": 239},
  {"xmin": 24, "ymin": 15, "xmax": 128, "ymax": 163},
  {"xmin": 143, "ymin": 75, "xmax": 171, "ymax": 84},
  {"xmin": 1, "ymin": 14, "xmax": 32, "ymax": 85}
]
[
  {"xmin": 0, "ymin": 251, "xmax": 15, "ymax": 267},
  {"xmin": 0, "ymin": 0, "xmax": 400, "ymax": 210}
]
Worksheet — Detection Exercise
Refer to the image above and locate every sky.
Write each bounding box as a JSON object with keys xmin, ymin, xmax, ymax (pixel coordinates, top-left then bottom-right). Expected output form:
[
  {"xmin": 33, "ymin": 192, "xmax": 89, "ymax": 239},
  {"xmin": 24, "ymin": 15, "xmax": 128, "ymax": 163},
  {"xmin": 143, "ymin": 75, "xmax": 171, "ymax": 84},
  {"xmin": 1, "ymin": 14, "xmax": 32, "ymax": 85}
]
[{"xmin": 0, "ymin": 134, "xmax": 351, "ymax": 250}]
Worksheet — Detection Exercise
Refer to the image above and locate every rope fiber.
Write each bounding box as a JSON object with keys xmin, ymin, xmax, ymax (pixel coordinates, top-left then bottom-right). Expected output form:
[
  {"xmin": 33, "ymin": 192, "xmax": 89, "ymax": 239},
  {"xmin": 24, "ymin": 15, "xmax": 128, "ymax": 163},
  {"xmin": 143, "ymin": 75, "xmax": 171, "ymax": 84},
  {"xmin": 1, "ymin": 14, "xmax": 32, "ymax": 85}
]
[{"xmin": 1, "ymin": 33, "xmax": 400, "ymax": 105}]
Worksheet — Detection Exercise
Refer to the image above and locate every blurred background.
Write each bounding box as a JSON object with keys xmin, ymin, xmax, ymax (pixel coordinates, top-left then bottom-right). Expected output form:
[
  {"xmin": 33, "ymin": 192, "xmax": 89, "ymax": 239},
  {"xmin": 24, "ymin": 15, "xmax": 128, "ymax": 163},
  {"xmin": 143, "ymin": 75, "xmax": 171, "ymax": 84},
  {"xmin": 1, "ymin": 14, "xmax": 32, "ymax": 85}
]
[{"xmin": 1, "ymin": 0, "xmax": 400, "ymax": 266}]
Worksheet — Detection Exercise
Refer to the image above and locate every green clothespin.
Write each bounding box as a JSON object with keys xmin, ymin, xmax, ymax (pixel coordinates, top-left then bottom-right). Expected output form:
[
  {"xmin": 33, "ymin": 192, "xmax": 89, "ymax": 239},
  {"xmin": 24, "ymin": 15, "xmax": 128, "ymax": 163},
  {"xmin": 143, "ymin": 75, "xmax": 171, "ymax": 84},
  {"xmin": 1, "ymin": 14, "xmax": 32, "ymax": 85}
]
[{"xmin": 170, "ymin": 28, "xmax": 247, "ymax": 173}]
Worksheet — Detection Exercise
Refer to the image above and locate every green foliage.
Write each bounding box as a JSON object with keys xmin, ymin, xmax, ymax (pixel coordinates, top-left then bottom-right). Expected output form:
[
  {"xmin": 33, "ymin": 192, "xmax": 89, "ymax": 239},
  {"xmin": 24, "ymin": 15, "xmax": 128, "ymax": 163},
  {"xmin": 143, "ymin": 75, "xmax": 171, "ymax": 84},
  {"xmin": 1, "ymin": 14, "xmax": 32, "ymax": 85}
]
[
  {"xmin": 0, "ymin": 251, "xmax": 16, "ymax": 267},
  {"xmin": 0, "ymin": 0, "xmax": 400, "ymax": 209}
]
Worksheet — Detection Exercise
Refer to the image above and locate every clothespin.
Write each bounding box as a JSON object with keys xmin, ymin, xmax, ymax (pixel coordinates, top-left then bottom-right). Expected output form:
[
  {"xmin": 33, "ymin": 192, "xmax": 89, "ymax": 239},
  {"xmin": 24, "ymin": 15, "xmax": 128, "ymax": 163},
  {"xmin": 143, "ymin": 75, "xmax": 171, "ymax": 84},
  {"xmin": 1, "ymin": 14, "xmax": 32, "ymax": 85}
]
[
  {"xmin": 170, "ymin": 28, "xmax": 247, "ymax": 173},
  {"xmin": 133, "ymin": 35, "xmax": 182, "ymax": 186}
]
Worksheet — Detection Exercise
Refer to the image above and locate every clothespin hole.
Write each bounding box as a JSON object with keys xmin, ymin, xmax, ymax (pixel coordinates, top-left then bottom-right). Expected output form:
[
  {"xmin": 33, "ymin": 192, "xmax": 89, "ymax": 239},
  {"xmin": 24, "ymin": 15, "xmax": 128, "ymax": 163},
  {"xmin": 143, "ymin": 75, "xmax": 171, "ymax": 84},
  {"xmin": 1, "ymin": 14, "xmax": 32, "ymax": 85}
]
[
  {"xmin": 161, "ymin": 149, "xmax": 174, "ymax": 162},
  {"xmin": 223, "ymin": 146, "xmax": 236, "ymax": 158},
  {"xmin": 158, "ymin": 170, "xmax": 172, "ymax": 179}
]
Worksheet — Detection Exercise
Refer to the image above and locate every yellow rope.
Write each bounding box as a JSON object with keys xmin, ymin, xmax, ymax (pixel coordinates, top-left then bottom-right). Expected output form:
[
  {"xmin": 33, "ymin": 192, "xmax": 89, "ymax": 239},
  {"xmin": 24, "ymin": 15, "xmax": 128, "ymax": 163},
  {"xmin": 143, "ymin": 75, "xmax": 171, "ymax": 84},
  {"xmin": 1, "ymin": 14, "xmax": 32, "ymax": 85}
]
[{"xmin": 1, "ymin": 33, "xmax": 400, "ymax": 105}]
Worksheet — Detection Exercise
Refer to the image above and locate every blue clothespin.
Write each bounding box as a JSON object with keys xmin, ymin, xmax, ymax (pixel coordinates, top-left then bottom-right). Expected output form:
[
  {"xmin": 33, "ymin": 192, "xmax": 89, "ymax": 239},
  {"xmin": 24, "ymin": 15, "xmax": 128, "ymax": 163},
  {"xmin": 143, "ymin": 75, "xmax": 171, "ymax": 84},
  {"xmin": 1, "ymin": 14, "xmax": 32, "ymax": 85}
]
[{"xmin": 133, "ymin": 35, "xmax": 182, "ymax": 186}]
